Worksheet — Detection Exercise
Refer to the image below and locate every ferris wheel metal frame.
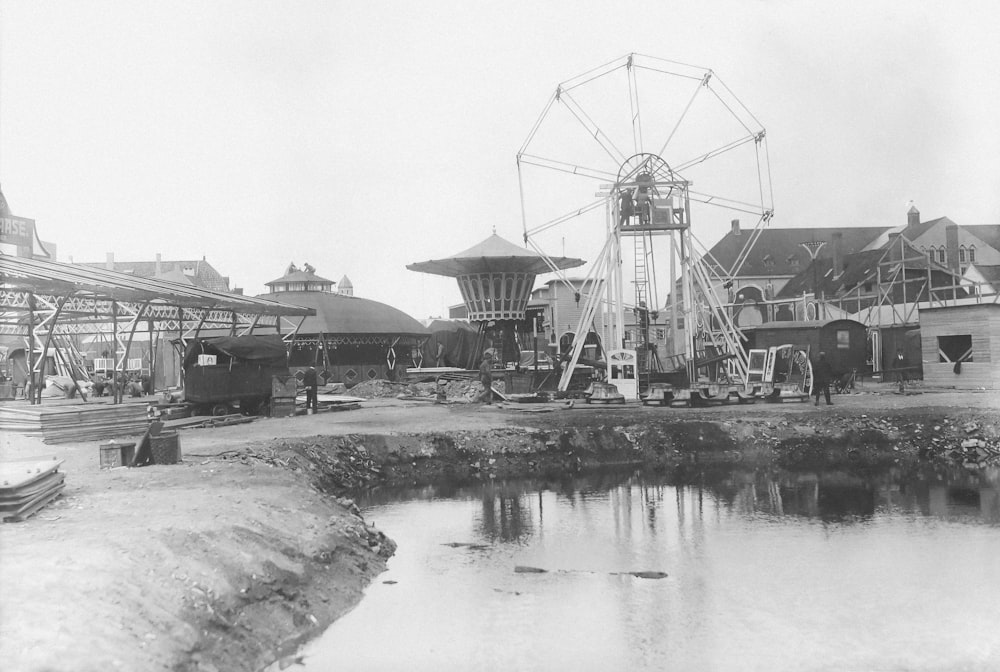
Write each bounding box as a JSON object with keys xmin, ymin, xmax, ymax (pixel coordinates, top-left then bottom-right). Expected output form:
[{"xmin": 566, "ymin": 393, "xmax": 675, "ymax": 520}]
[{"xmin": 516, "ymin": 53, "xmax": 776, "ymax": 394}]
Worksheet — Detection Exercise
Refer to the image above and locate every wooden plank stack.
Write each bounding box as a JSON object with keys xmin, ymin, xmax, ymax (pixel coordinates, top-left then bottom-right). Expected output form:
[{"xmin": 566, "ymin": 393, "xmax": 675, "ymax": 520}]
[
  {"xmin": 0, "ymin": 460, "xmax": 65, "ymax": 522},
  {"xmin": 0, "ymin": 403, "xmax": 150, "ymax": 444}
]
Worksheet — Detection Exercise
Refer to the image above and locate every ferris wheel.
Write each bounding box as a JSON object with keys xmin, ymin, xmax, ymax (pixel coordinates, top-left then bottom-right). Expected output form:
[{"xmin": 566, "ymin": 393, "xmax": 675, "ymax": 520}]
[{"xmin": 516, "ymin": 53, "xmax": 774, "ymax": 392}]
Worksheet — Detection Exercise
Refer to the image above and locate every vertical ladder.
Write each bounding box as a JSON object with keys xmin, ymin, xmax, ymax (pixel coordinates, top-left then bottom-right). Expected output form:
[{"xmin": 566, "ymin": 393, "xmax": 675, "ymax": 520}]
[{"xmin": 633, "ymin": 233, "xmax": 650, "ymax": 377}]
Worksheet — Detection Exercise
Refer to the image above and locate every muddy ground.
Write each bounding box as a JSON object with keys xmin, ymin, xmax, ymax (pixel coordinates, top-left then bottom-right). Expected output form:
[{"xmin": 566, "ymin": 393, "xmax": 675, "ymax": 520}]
[{"xmin": 1, "ymin": 381, "xmax": 998, "ymax": 672}]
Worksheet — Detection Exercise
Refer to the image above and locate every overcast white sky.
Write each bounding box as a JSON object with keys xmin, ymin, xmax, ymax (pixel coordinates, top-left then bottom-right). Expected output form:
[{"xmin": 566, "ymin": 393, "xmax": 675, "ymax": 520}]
[{"xmin": 1, "ymin": 0, "xmax": 998, "ymax": 320}]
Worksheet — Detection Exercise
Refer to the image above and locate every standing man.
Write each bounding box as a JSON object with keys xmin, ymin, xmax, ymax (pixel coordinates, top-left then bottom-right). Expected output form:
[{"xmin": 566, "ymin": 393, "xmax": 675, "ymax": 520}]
[
  {"xmin": 478, "ymin": 353, "xmax": 494, "ymax": 405},
  {"xmin": 812, "ymin": 351, "xmax": 833, "ymax": 406},
  {"xmin": 893, "ymin": 350, "xmax": 908, "ymax": 393},
  {"xmin": 304, "ymin": 366, "xmax": 319, "ymax": 413}
]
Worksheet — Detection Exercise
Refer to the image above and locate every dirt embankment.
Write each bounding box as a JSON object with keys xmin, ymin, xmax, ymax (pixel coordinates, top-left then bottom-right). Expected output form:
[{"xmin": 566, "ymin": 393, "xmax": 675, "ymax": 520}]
[
  {"xmin": 2, "ymin": 389, "xmax": 999, "ymax": 672},
  {"xmin": 255, "ymin": 403, "xmax": 1000, "ymax": 492}
]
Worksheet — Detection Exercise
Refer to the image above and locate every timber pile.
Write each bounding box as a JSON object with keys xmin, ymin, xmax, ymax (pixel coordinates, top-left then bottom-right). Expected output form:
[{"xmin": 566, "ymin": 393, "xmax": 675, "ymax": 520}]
[
  {"xmin": 0, "ymin": 459, "xmax": 65, "ymax": 522},
  {"xmin": 0, "ymin": 403, "xmax": 149, "ymax": 444},
  {"xmin": 165, "ymin": 414, "xmax": 258, "ymax": 431}
]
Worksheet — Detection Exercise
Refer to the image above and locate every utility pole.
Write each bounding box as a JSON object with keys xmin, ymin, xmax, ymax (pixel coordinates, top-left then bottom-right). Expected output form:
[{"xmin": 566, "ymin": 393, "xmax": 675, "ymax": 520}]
[{"xmin": 801, "ymin": 240, "xmax": 827, "ymax": 320}]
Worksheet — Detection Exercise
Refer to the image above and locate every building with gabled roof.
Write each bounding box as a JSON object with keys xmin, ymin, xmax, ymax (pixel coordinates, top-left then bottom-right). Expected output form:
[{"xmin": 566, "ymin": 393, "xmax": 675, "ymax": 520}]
[
  {"xmin": 962, "ymin": 264, "xmax": 1000, "ymax": 296},
  {"xmin": 81, "ymin": 253, "xmax": 236, "ymax": 293},
  {"xmin": 704, "ymin": 219, "xmax": 889, "ymax": 302}
]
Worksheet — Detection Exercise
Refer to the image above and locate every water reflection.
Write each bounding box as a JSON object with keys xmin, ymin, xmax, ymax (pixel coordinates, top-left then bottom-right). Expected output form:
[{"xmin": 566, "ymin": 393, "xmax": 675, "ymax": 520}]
[
  {"xmin": 308, "ymin": 465, "xmax": 1000, "ymax": 671},
  {"xmin": 359, "ymin": 466, "xmax": 1000, "ymax": 537}
]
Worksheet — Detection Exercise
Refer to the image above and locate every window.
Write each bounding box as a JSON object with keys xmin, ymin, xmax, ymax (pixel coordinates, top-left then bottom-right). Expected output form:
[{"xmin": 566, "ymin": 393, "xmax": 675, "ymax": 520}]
[
  {"xmin": 938, "ymin": 335, "xmax": 972, "ymax": 363},
  {"xmin": 959, "ymin": 246, "xmax": 967, "ymax": 263},
  {"xmin": 836, "ymin": 330, "xmax": 850, "ymax": 349},
  {"xmin": 969, "ymin": 246, "xmax": 977, "ymax": 263},
  {"xmin": 937, "ymin": 248, "xmax": 946, "ymax": 264}
]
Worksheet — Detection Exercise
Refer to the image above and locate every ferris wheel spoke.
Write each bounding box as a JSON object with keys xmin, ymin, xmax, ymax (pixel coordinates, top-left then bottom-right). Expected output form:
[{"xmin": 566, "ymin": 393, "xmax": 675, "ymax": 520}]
[
  {"xmin": 557, "ymin": 54, "xmax": 630, "ymax": 95},
  {"xmin": 672, "ymin": 133, "xmax": 760, "ymax": 173},
  {"xmin": 632, "ymin": 63, "xmax": 709, "ymax": 82},
  {"xmin": 559, "ymin": 90, "xmax": 629, "ymax": 166},
  {"xmin": 655, "ymin": 71, "xmax": 711, "ymax": 158},
  {"xmin": 627, "ymin": 54, "xmax": 644, "ymax": 156},
  {"xmin": 516, "ymin": 154, "xmax": 618, "ymax": 182},
  {"xmin": 708, "ymin": 75, "xmax": 767, "ymax": 136},
  {"xmin": 524, "ymin": 198, "xmax": 608, "ymax": 238},
  {"xmin": 687, "ymin": 189, "xmax": 768, "ymax": 216},
  {"xmin": 517, "ymin": 90, "xmax": 558, "ymax": 157}
]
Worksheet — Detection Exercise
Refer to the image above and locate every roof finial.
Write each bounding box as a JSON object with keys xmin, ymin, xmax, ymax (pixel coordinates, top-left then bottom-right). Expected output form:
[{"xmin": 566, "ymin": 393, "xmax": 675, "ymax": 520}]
[{"xmin": 492, "ymin": 225, "xmax": 496, "ymax": 234}]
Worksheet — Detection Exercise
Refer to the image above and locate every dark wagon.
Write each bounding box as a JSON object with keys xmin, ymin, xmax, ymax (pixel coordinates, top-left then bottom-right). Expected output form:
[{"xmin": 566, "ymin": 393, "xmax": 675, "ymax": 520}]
[{"xmin": 182, "ymin": 335, "xmax": 289, "ymax": 415}]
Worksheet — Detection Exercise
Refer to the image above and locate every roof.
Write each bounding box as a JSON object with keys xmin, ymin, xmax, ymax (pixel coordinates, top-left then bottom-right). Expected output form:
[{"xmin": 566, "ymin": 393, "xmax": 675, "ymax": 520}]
[
  {"xmin": 0, "ymin": 254, "xmax": 313, "ymax": 317},
  {"xmin": 265, "ymin": 263, "xmax": 334, "ymax": 287},
  {"xmin": 740, "ymin": 319, "xmax": 865, "ymax": 331},
  {"xmin": 407, "ymin": 233, "xmax": 585, "ymax": 277},
  {"xmin": 963, "ymin": 225, "xmax": 1000, "ymax": 252},
  {"xmin": 706, "ymin": 226, "xmax": 889, "ymax": 278},
  {"xmin": 79, "ymin": 258, "xmax": 231, "ymax": 292},
  {"xmin": 777, "ymin": 236, "xmax": 956, "ymax": 299},
  {"xmin": 967, "ymin": 264, "xmax": 1000, "ymax": 284},
  {"xmin": 425, "ymin": 319, "xmax": 476, "ymax": 333},
  {"xmin": 256, "ymin": 290, "xmax": 427, "ymax": 337}
]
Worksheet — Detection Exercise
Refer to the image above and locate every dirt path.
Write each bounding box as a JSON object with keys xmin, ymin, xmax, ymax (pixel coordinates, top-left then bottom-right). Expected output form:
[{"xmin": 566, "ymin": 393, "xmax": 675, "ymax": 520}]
[{"xmin": 0, "ymin": 384, "xmax": 997, "ymax": 672}]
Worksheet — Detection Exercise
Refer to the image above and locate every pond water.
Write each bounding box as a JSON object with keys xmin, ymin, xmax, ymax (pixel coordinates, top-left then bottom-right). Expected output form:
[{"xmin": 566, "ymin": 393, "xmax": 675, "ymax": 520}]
[{"xmin": 301, "ymin": 467, "xmax": 1000, "ymax": 671}]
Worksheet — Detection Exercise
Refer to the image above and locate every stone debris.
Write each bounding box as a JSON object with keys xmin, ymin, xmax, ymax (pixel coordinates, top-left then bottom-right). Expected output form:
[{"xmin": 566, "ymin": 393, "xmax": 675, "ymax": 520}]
[{"xmin": 346, "ymin": 378, "xmax": 505, "ymax": 403}]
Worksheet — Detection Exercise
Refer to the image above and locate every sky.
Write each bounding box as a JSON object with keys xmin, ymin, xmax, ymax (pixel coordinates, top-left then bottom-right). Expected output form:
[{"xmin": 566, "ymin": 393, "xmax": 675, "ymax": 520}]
[{"xmin": 1, "ymin": 0, "xmax": 998, "ymax": 321}]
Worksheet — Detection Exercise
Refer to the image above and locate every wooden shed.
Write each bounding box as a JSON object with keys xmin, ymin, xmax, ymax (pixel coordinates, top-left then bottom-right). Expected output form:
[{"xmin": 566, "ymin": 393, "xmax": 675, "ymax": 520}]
[
  {"xmin": 740, "ymin": 319, "xmax": 869, "ymax": 377},
  {"xmin": 918, "ymin": 304, "xmax": 1000, "ymax": 390}
]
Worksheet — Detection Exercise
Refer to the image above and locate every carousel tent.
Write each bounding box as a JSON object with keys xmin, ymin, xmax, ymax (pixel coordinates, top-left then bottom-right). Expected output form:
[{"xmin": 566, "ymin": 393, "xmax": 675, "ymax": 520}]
[{"xmin": 258, "ymin": 265, "xmax": 427, "ymax": 386}]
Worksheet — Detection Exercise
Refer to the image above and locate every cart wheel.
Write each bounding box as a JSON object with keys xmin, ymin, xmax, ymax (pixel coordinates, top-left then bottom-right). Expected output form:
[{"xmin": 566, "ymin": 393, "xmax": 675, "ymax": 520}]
[{"xmin": 211, "ymin": 403, "xmax": 230, "ymax": 416}]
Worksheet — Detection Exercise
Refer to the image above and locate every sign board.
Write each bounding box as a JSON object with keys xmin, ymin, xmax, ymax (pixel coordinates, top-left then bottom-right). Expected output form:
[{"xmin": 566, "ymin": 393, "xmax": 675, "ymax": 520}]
[
  {"xmin": 0, "ymin": 215, "xmax": 34, "ymax": 247},
  {"xmin": 197, "ymin": 354, "xmax": 217, "ymax": 367},
  {"xmin": 0, "ymin": 215, "xmax": 51, "ymax": 258},
  {"xmin": 607, "ymin": 349, "xmax": 638, "ymax": 399},
  {"xmin": 651, "ymin": 199, "xmax": 688, "ymax": 229}
]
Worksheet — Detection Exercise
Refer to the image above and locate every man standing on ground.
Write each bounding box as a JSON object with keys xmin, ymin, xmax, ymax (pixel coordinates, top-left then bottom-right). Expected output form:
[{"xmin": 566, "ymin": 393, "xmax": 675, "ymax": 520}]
[
  {"xmin": 812, "ymin": 351, "xmax": 833, "ymax": 406},
  {"xmin": 478, "ymin": 353, "xmax": 494, "ymax": 405},
  {"xmin": 304, "ymin": 366, "xmax": 319, "ymax": 412},
  {"xmin": 893, "ymin": 350, "xmax": 908, "ymax": 393}
]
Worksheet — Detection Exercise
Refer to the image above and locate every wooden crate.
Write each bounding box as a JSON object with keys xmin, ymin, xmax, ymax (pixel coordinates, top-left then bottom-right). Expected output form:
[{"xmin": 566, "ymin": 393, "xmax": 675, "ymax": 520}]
[
  {"xmin": 99, "ymin": 441, "xmax": 136, "ymax": 469},
  {"xmin": 150, "ymin": 432, "xmax": 181, "ymax": 465},
  {"xmin": 269, "ymin": 398, "xmax": 296, "ymax": 418}
]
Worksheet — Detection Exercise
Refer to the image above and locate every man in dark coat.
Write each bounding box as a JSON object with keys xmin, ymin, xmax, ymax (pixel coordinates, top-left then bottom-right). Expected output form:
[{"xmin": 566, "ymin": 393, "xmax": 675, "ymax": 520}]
[
  {"xmin": 812, "ymin": 351, "xmax": 834, "ymax": 406},
  {"xmin": 478, "ymin": 353, "xmax": 494, "ymax": 405},
  {"xmin": 304, "ymin": 366, "xmax": 319, "ymax": 412}
]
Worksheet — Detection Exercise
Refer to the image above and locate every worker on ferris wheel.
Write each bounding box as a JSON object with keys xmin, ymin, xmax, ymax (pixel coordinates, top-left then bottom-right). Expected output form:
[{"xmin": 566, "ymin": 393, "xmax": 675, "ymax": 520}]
[
  {"xmin": 635, "ymin": 172, "xmax": 653, "ymax": 224},
  {"xmin": 618, "ymin": 188, "xmax": 635, "ymax": 227}
]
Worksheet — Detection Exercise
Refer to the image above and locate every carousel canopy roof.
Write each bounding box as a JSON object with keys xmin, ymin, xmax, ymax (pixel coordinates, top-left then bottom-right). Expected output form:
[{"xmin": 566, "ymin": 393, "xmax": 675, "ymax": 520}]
[
  {"xmin": 257, "ymin": 290, "xmax": 428, "ymax": 338},
  {"xmin": 0, "ymin": 253, "xmax": 314, "ymax": 317},
  {"xmin": 406, "ymin": 233, "xmax": 585, "ymax": 277}
]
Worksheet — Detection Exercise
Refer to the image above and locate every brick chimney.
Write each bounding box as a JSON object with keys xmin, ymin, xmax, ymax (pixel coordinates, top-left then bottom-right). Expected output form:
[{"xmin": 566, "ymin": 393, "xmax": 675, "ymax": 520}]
[
  {"xmin": 731, "ymin": 219, "xmax": 740, "ymax": 236},
  {"xmin": 945, "ymin": 224, "xmax": 960, "ymax": 273},
  {"xmin": 105, "ymin": 252, "xmax": 114, "ymax": 270},
  {"xmin": 907, "ymin": 205, "xmax": 920, "ymax": 229}
]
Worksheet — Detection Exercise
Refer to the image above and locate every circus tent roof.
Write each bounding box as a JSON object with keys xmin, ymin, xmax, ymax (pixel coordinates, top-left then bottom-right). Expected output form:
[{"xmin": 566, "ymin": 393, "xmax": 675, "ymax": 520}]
[{"xmin": 257, "ymin": 290, "xmax": 427, "ymax": 338}]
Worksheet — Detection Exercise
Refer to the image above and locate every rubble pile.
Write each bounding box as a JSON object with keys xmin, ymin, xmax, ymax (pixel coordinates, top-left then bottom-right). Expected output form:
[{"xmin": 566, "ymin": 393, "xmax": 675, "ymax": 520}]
[
  {"xmin": 218, "ymin": 437, "xmax": 382, "ymax": 493},
  {"xmin": 344, "ymin": 379, "xmax": 407, "ymax": 398},
  {"xmin": 346, "ymin": 378, "xmax": 505, "ymax": 403}
]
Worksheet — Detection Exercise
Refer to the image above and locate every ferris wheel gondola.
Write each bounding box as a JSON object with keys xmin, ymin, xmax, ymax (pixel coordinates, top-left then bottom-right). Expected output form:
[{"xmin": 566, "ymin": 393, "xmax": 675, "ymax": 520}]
[{"xmin": 517, "ymin": 53, "xmax": 775, "ymax": 396}]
